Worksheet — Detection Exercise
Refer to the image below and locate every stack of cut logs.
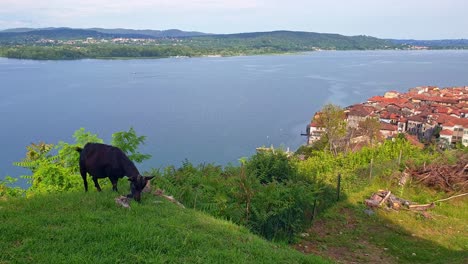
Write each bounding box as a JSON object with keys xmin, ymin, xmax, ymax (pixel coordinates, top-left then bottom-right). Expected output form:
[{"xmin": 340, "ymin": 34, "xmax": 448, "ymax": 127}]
[{"xmin": 365, "ymin": 190, "xmax": 434, "ymax": 211}]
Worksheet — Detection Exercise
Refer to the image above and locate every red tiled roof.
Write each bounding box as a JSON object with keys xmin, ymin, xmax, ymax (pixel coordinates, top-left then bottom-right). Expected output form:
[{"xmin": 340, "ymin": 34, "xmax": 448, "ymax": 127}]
[
  {"xmin": 435, "ymin": 114, "xmax": 468, "ymax": 127},
  {"xmin": 348, "ymin": 104, "xmax": 375, "ymax": 117},
  {"xmin": 407, "ymin": 115, "xmax": 426, "ymax": 122},
  {"xmin": 380, "ymin": 122, "xmax": 398, "ymax": 131},
  {"xmin": 367, "ymin": 96, "xmax": 408, "ymax": 104},
  {"xmin": 440, "ymin": 129, "xmax": 453, "ymax": 136},
  {"xmin": 310, "ymin": 122, "xmax": 323, "ymax": 128}
]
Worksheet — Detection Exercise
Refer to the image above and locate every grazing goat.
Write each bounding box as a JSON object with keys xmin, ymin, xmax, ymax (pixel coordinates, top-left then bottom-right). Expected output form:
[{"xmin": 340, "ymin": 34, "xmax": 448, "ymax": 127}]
[{"xmin": 76, "ymin": 143, "xmax": 153, "ymax": 202}]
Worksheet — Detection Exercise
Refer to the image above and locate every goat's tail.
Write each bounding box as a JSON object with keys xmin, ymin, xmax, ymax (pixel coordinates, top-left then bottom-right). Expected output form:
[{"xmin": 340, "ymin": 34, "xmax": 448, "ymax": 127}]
[{"xmin": 75, "ymin": 147, "xmax": 83, "ymax": 153}]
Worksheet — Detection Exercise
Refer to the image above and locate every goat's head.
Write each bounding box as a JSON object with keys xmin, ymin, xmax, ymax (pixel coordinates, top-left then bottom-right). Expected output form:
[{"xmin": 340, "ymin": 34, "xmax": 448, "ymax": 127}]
[{"xmin": 127, "ymin": 175, "xmax": 154, "ymax": 202}]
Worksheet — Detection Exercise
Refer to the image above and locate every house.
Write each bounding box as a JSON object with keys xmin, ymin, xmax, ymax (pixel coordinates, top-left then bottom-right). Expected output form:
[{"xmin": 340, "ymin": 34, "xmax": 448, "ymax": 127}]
[
  {"xmin": 397, "ymin": 117, "xmax": 407, "ymax": 132},
  {"xmin": 380, "ymin": 122, "xmax": 398, "ymax": 138},
  {"xmin": 439, "ymin": 129, "xmax": 454, "ymax": 146},
  {"xmin": 406, "ymin": 114, "xmax": 426, "ymax": 135},
  {"xmin": 346, "ymin": 104, "xmax": 375, "ymax": 128},
  {"xmin": 305, "ymin": 86, "xmax": 468, "ymax": 147},
  {"xmin": 384, "ymin": 90, "xmax": 399, "ymax": 98},
  {"xmin": 435, "ymin": 114, "xmax": 468, "ymax": 146},
  {"xmin": 308, "ymin": 122, "xmax": 325, "ymax": 144}
]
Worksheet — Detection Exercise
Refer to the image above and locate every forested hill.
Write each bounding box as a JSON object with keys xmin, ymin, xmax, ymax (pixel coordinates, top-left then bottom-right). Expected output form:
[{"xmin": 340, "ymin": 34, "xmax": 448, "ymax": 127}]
[
  {"xmin": 192, "ymin": 30, "xmax": 395, "ymax": 50},
  {"xmin": 89, "ymin": 28, "xmax": 209, "ymax": 38},
  {"xmin": 0, "ymin": 27, "xmax": 394, "ymax": 48},
  {"xmin": 0, "ymin": 28, "xmax": 401, "ymax": 59},
  {"xmin": 389, "ymin": 38, "xmax": 468, "ymax": 49},
  {"xmin": 0, "ymin": 28, "xmax": 162, "ymax": 43},
  {"xmin": 0, "ymin": 27, "xmax": 208, "ymax": 39}
]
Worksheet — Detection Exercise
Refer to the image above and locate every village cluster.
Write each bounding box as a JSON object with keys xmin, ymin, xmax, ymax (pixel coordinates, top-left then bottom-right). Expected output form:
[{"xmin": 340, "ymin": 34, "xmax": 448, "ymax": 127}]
[
  {"xmin": 307, "ymin": 86, "xmax": 468, "ymax": 148},
  {"xmin": 35, "ymin": 37, "xmax": 184, "ymax": 45}
]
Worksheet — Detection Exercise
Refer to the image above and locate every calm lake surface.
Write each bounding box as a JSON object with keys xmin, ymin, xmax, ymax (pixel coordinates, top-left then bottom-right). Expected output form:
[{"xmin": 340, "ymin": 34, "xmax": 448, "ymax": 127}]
[{"xmin": 2, "ymin": 50, "xmax": 468, "ymax": 185}]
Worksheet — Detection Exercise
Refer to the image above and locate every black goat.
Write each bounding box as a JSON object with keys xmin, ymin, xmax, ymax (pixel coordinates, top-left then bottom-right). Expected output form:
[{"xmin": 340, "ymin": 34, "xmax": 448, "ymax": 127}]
[{"xmin": 76, "ymin": 143, "xmax": 153, "ymax": 202}]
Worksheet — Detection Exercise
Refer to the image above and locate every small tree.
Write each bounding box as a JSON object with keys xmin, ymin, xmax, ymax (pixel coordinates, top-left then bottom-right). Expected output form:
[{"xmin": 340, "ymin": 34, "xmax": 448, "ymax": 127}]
[
  {"xmin": 111, "ymin": 127, "xmax": 151, "ymax": 163},
  {"xmin": 315, "ymin": 104, "xmax": 347, "ymax": 156},
  {"xmin": 246, "ymin": 151, "xmax": 296, "ymax": 184},
  {"xmin": 359, "ymin": 117, "xmax": 382, "ymax": 146}
]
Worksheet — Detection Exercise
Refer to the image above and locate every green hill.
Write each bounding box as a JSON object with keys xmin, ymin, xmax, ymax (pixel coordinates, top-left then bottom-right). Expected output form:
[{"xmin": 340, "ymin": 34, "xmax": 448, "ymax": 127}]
[
  {"xmin": 0, "ymin": 189, "xmax": 329, "ymax": 263},
  {"xmin": 0, "ymin": 29, "xmax": 401, "ymax": 60},
  {"xmin": 191, "ymin": 31, "xmax": 395, "ymax": 51}
]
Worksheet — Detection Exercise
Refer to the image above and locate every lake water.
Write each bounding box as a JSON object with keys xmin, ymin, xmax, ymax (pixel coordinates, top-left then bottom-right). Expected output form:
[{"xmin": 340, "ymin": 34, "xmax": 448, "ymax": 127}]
[{"xmin": 2, "ymin": 50, "xmax": 468, "ymax": 186}]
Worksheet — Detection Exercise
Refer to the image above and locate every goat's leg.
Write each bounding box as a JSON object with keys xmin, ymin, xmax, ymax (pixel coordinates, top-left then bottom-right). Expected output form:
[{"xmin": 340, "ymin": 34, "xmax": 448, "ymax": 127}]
[
  {"xmin": 79, "ymin": 167, "xmax": 88, "ymax": 192},
  {"xmin": 92, "ymin": 177, "xmax": 102, "ymax": 192},
  {"xmin": 110, "ymin": 178, "xmax": 119, "ymax": 192}
]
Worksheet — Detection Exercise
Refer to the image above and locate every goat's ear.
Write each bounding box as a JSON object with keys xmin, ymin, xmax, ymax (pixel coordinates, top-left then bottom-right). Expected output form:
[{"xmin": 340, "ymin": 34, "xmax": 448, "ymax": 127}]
[{"xmin": 144, "ymin": 176, "xmax": 155, "ymax": 181}]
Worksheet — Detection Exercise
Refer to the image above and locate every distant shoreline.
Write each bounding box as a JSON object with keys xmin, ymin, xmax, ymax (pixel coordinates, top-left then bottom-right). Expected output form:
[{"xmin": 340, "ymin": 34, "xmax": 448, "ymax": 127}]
[{"xmin": 0, "ymin": 46, "xmax": 468, "ymax": 61}]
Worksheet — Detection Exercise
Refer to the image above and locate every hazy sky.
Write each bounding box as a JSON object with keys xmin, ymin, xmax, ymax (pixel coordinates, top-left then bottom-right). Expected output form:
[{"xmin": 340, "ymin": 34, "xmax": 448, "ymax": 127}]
[{"xmin": 1, "ymin": 0, "xmax": 467, "ymax": 39}]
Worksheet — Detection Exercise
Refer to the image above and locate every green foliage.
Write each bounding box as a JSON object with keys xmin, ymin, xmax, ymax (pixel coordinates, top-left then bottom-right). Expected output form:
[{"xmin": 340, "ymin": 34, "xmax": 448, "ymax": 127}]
[
  {"xmin": 358, "ymin": 117, "xmax": 382, "ymax": 145},
  {"xmin": 111, "ymin": 127, "xmax": 151, "ymax": 163},
  {"xmin": 155, "ymin": 151, "xmax": 327, "ymax": 242},
  {"xmin": 0, "ymin": 176, "xmax": 25, "ymax": 198},
  {"xmin": 246, "ymin": 151, "xmax": 296, "ymax": 184},
  {"xmin": 0, "ymin": 30, "xmax": 401, "ymax": 60},
  {"xmin": 0, "ymin": 190, "xmax": 328, "ymax": 263},
  {"xmin": 13, "ymin": 127, "xmax": 149, "ymax": 195},
  {"xmin": 296, "ymin": 136, "xmax": 437, "ymax": 193},
  {"xmin": 315, "ymin": 104, "xmax": 348, "ymax": 156},
  {"xmin": 13, "ymin": 128, "xmax": 104, "ymax": 194},
  {"xmin": 299, "ymin": 149, "xmax": 468, "ymax": 264},
  {"xmin": 295, "ymin": 137, "xmax": 329, "ymax": 159}
]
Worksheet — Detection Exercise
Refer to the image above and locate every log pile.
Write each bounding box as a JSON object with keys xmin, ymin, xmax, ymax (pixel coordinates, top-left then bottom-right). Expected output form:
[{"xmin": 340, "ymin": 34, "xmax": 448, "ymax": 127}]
[
  {"xmin": 365, "ymin": 190, "xmax": 412, "ymax": 210},
  {"xmin": 365, "ymin": 190, "xmax": 468, "ymax": 216},
  {"xmin": 407, "ymin": 154, "xmax": 468, "ymax": 192}
]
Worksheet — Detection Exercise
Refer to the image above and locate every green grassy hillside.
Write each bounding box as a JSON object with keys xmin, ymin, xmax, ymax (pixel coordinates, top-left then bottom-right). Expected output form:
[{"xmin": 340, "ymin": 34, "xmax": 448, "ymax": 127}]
[{"xmin": 0, "ymin": 187, "xmax": 329, "ymax": 264}]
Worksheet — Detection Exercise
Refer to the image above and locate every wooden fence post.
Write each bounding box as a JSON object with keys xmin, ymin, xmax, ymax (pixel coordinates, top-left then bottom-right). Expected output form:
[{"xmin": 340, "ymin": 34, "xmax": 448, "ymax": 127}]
[
  {"xmin": 398, "ymin": 149, "xmax": 402, "ymax": 167},
  {"xmin": 337, "ymin": 174, "xmax": 341, "ymax": 201},
  {"xmin": 312, "ymin": 199, "xmax": 318, "ymax": 220}
]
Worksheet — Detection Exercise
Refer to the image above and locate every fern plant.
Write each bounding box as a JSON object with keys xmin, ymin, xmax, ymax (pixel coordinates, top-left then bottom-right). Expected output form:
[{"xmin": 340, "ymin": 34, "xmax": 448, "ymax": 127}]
[{"xmin": 111, "ymin": 127, "xmax": 151, "ymax": 163}]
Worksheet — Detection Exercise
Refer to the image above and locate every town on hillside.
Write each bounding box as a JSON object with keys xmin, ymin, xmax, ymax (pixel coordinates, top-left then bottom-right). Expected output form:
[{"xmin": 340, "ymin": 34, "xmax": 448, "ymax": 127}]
[{"xmin": 306, "ymin": 86, "xmax": 468, "ymax": 148}]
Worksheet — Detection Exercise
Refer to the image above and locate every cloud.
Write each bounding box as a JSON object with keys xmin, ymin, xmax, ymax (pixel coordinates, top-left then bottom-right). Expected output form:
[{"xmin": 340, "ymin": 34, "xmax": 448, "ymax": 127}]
[
  {"xmin": 0, "ymin": 19, "xmax": 34, "ymax": 29},
  {"xmin": 0, "ymin": 0, "xmax": 264, "ymax": 27},
  {"xmin": 0, "ymin": 0, "xmax": 262, "ymax": 11}
]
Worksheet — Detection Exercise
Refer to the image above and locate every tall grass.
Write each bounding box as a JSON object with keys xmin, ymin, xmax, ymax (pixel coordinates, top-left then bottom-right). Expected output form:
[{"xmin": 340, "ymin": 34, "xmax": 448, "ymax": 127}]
[{"xmin": 0, "ymin": 186, "xmax": 329, "ymax": 263}]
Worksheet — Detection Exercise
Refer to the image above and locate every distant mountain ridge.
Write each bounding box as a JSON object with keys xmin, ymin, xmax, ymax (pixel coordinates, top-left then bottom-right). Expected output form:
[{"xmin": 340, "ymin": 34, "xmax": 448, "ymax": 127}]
[
  {"xmin": 2, "ymin": 28, "xmax": 467, "ymax": 49},
  {"xmin": 0, "ymin": 28, "xmax": 396, "ymax": 50},
  {"xmin": 0, "ymin": 27, "xmax": 208, "ymax": 38},
  {"xmin": 88, "ymin": 28, "xmax": 209, "ymax": 38},
  {"xmin": 1, "ymin": 27, "xmax": 468, "ymax": 60}
]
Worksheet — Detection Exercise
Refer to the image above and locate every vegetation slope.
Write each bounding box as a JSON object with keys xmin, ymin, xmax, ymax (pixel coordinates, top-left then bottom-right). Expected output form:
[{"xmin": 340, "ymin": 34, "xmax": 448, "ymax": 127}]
[
  {"xmin": 2, "ymin": 127, "xmax": 467, "ymax": 264},
  {"xmin": 0, "ymin": 188, "xmax": 329, "ymax": 264}
]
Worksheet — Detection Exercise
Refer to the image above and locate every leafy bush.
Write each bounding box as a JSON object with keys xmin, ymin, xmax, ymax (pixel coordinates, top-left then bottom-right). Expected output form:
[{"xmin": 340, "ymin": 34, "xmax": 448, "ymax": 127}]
[
  {"xmin": 13, "ymin": 127, "xmax": 150, "ymax": 195},
  {"xmin": 297, "ymin": 136, "xmax": 438, "ymax": 193},
  {"xmin": 246, "ymin": 151, "xmax": 296, "ymax": 184},
  {"xmin": 0, "ymin": 176, "xmax": 25, "ymax": 198},
  {"xmin": 111, "ymin": 127, "xmax": 151, "ymax": 163},
  {"xmin": 155, "ymin": 151, "xmax": 325, "ymax": 242}
]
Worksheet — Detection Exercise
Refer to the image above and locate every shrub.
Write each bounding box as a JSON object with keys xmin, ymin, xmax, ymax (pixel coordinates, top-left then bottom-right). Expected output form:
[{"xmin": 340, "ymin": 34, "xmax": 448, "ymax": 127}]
[
  {"xmin": 13, "ymin": 127, "xmax": 150, "ymax": 195},
  {"xmin": 155, "ymin": 151, "xmax": 325, "ymax": 242}
]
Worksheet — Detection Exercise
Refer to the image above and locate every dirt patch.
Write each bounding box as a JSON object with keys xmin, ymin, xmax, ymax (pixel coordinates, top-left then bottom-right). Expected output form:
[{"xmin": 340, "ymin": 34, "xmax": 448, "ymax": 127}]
[
  {"xmin": 294, "ymin": 239, "xmax": 395, "ymax": 264},
  {"xmin": 293, "ymin": 208, "xmax": 397, "ymax": 263}
]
